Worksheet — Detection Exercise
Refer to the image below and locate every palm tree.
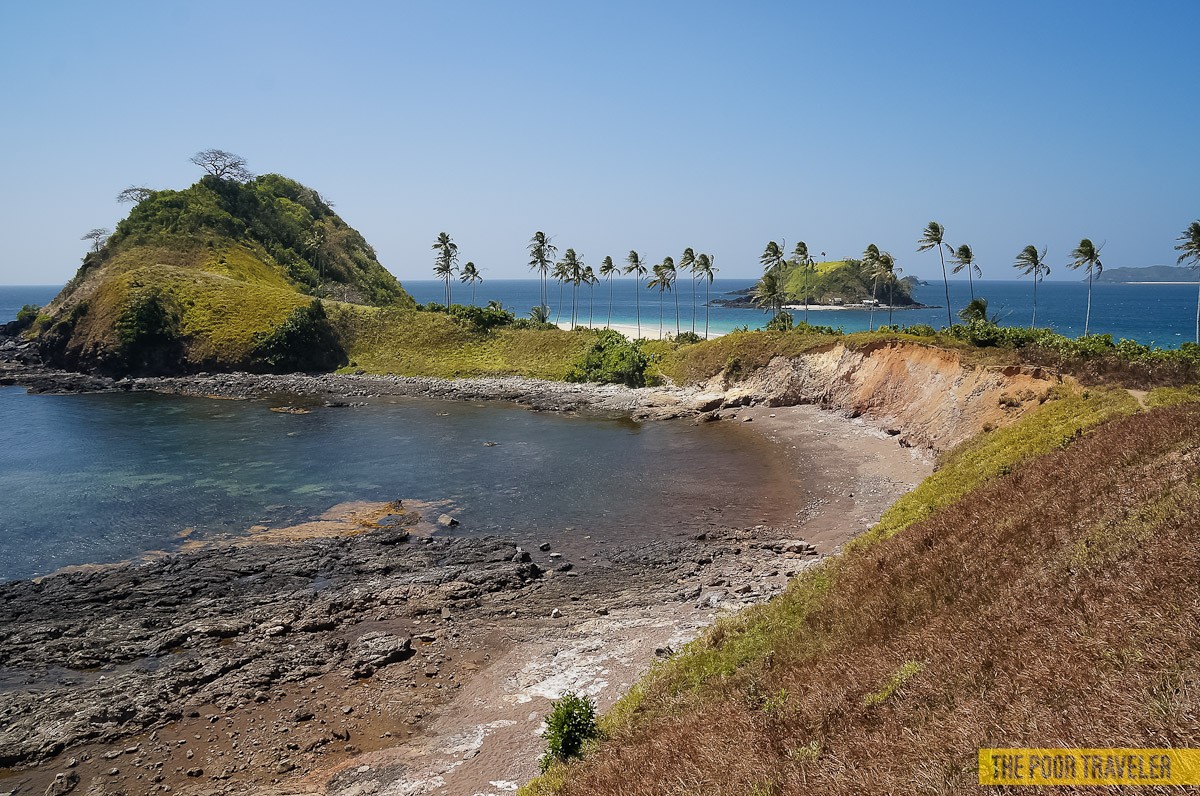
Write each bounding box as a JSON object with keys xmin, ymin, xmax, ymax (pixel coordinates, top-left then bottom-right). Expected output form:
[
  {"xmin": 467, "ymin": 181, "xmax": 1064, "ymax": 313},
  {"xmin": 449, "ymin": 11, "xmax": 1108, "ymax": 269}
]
[
  {"xmin": 695, "ymin": 253, "xmax": 718, "ymax": 338},
  {"xmin": 583, "ymin": 265, "xmax": 597, "ymax": 327},
  {"xmin": 647, "ymin": 262, "xmax": 669, "ymax": 339},
  {"xmin": 1175, "ymin": 221, "xmax": 1200, "ymax": 344},
  {"xmin": 862, "ymin": 244, "xmax": 882, "ymax": 331},
  {"xmin": 432, "ymin": 232, "xmax": 458, "ymax": 305},
  {"xmin": 1068, "ymin": 238, "xmax": 1104, "ymax": 336},
  {"xmin": 958, "ymin": 297, "xmax": 993, "ymax": 324},
  {"xmin": 760, "ymin": 240, "xmax": 785, "ymax": 274},
  {"xmin": 949, "ymin": 244, "xmax": 981, "ymax": 301},
  {"xmin": 1014, "ymin": 245, "xmax": 1050, "ymax": 328},
  {"xmin": 918, "ymin": 221, "xmax": 953, "ymax": 327},
  {"xmin": 624, "ymin": 250, "xmax": 648, "ymax": 338},
  {"xmin": 459, "ymin": 261, "xmax": 482, "ymax": 305},
  {"xmin": 792, "ymin": 242, "xmax": 815, "ymax": 324},
  {"xmin": 559, "ymin": 249, "xmax": 585, "ymax": 329},
  {"xmin": 656, "ymin": 256, "xmax": 678, "ymax": 336},
  {"xmin": 752, "ymin": 270, "xmax": 786, "ymax": 319},
  {"xmin": 679, "ymin": 247, "xmax": 697, "ymax": 334},
  {"xmin": 599, "ymin": 255, "xmax": 618, "ymax": 328},
  {"xmin": 877, "ymin": 252, "xmax": 900, "ymax": 326},
  {"xmin": 552, "ymin": 260, "xmax": 569, "ymax": 324},
  {"xmin": 528, "ymin": 231, "xmax": 557, "ymax": 317}
]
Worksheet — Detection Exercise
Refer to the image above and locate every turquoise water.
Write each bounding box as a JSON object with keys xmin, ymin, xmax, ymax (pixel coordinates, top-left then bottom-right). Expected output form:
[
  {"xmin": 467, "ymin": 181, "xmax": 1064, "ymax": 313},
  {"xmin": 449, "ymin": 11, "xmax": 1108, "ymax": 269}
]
[
  {"xmin": 0, "ymin": 387, "xmax": 796, "ymax": 582},
  {"xmin": 405, "ymin": 278, "xmax": 1200, "ymax": 347},
  {"xmin": 5, "ymin": 279, "xmax": 1198, "ymax": 346}
]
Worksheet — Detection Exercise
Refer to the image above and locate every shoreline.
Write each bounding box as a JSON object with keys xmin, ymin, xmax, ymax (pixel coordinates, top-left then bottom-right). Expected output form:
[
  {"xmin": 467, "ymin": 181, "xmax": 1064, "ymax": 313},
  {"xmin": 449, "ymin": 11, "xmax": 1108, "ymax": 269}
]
[{"xmin": 0, "ymin": 355, "xmax": 932, "ymax": 795}]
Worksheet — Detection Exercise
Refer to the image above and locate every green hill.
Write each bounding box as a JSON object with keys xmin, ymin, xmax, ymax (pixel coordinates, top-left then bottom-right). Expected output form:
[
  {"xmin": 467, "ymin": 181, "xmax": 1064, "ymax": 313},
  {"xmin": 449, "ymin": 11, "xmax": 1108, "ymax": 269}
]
[
  {"xmin": 783, "ymin": 260, "xmax": 916, "ymax": 305},
  {"xmin": 33, "ymin": 173, "xmax": 415, "ymax": 374}
]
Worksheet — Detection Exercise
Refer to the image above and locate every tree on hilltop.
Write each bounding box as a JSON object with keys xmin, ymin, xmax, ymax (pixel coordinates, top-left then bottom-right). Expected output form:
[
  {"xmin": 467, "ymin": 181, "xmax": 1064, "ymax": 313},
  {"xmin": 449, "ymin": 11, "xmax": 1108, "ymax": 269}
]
[
  {"xmin": 190, "ymin": 149, "xmax": 253, "ymax": 182},
  {"xmin": 116, "ymin": 186, "xmax": 154, "ymax": 204},
  {"xmin": 460, "ymin": 261, "xmax": 482, "ymax": 305},
  {"xmin": 624, "ymin": 250, "xmax": 648, "ymax": 338},
  {"xmin": 81, "ymin": 228, "xmax": 109, "ymax": 252}
]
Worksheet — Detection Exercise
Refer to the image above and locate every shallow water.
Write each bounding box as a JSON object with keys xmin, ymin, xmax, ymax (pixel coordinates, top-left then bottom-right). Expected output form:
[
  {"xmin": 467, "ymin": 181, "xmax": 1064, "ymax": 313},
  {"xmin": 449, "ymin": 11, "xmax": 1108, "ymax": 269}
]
[{"xmin": 0, "ymin": 387, "xmax": 798, "ymax": 582}]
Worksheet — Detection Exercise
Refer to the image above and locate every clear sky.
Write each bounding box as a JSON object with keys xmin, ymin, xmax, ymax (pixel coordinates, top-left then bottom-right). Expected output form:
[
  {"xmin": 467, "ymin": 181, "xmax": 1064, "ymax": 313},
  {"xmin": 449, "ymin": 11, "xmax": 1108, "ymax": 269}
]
[{"xmin": 1, "ymin": 1, "xmax": 1196, "ymax": 285}]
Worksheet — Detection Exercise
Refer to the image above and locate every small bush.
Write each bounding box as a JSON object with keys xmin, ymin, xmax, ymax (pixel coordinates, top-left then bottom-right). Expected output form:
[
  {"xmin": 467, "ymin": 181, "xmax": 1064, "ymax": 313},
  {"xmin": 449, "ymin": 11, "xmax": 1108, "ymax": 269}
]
[
  {"xmin": 446, "ymin": 302, "xmax": 517, "ymax": 332},
  {"xmin": 14, "ymin": 304, "xmax": 40, "ymax": 329},
  {"xmin": 764, "ymin": 311, "xmax": 794, "ymax": 332},
  {"xmin": 900, "ymin": 323, "xmax": 937, "ymax": 337},
  {"xmin": 673, "ymin": 331, "xmax": 703, "ymax": 345},
  {"xmin": 565, "ymin": 330, "xmax": 649, "ymax": 386},
  {"xmin": 539, "ymin": 692, "xmax": 600, "ymax": 773}
]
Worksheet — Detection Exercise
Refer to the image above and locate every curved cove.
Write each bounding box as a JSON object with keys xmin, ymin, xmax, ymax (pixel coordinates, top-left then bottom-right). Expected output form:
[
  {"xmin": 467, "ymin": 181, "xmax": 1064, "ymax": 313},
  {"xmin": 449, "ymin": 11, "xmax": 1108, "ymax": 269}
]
[{"xmin": 0, "ymin": 386, "xmax": 800, "ymax": 582}]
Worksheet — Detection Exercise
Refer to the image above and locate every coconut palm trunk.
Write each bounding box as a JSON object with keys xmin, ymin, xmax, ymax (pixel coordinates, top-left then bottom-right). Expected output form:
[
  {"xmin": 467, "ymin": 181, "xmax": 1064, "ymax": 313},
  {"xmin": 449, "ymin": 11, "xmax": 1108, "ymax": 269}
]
[
  {"xmin": 691, "ymin": 274, "xmax": 697, "ymax": 334},
  {"xmin": 608, "ymin": 279, "xmax": 614, "ymax": 328},
  {"xmin": 869, "ymin": 276, "xmax": 878, "ymax": 331},
  {"xmin": 1032, "ymin": 275, "xmax": 1038, "ymax": 328},
  {"xmin": 674, "ymin": 288, "xmax": 680, "ymax": 336},
  {"xmin": 1085, "ymin": 270, "xmax": 1093, "ymax": 336},
  {"xmin": 635, "ymin": 279, "xmax": 642, "ymax": 337},
  {"xmin": 700, "ymin": 279, "xmax": 710, "ymax": 338},
  {"xmin": 659, "ymin": 287, "xmax": 664, "ymax": 339},
  {"xmin": 803, "ymin": 265, "xmax": 810, "ymax": 324}
]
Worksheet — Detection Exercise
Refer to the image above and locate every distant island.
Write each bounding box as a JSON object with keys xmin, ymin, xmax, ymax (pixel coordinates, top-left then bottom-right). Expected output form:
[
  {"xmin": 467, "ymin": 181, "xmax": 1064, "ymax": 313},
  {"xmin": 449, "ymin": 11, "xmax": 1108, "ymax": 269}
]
[{"xmin": 1095, "ymin": 265, "xmax": 1198, "ymax": 283}]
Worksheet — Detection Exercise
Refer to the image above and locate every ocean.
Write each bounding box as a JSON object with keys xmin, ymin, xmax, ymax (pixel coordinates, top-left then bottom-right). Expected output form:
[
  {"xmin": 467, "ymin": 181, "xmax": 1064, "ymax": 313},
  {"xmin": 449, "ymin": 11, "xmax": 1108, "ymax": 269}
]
[{"xmin": 4, "ymin": 277, "xmax": 1198, "ymax": 347}]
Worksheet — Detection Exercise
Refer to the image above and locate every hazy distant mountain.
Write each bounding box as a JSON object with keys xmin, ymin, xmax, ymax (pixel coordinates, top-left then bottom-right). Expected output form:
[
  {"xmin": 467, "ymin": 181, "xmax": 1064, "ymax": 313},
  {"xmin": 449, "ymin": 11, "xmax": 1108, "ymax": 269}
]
[{"xmin": 1095, "ymin": 265, "xmax": 1197, "ymax": 283}]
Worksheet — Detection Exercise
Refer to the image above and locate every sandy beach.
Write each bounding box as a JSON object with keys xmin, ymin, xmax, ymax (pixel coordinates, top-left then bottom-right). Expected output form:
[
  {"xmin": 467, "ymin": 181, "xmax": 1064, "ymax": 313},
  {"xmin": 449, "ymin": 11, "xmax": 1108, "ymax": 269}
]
[{"xmin": 554, "ymin": 321, "xmax": 723, "ymax": 340}]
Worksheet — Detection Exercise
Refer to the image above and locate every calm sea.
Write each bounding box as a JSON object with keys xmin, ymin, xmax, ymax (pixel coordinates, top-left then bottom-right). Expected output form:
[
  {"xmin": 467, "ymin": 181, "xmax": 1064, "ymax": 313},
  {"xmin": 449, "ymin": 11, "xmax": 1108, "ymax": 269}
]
[
  {"xmin": 4, "ymin": 279, "xmax": 1197, "ymax": 346},
  {"xmin": 0, "ymin": 388, "xmax": 799, "ymax": 582}
]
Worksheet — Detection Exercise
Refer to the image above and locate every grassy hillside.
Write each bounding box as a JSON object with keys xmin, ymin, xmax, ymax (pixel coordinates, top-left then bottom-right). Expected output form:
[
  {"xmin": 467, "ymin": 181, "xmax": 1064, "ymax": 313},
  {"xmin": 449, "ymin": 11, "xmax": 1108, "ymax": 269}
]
[
  {"xmin": 525, "ymin": 391, "xmax": 1200, "ymax": 795},
  {"xmin": 33, "ymin": 173, "xmax": 415, "ymax": 374}
]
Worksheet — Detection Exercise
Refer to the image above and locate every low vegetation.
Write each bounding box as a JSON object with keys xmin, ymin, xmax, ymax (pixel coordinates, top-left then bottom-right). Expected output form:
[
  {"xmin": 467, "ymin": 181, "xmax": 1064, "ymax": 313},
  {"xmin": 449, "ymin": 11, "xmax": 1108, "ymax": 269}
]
[{"xmin": 524, "ymin": 401, "xmax": 1200, "ymax": 794}]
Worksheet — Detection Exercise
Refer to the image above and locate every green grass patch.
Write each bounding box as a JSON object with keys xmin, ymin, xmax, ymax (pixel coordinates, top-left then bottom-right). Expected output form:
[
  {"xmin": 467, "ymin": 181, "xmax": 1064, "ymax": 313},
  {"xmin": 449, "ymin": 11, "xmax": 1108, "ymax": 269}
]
[{"xmin": 328, "ymin": 306, "xmax": 596, "ymax": 380}]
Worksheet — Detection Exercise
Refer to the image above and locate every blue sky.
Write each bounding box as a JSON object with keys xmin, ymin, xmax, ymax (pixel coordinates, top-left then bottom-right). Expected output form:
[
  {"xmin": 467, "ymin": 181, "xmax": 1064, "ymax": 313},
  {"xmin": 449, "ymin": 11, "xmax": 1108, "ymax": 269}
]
[{"xmin": 1, "ymin": 1, "xmax": 1196, "ymax": 285}]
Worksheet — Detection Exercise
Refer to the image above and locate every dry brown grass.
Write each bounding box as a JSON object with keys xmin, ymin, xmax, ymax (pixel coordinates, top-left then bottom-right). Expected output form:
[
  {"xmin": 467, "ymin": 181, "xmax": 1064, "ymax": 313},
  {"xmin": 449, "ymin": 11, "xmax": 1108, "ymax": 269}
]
[{"xmin": 541, "ymin": 405, "xmax": 1200, "ymax": 795}]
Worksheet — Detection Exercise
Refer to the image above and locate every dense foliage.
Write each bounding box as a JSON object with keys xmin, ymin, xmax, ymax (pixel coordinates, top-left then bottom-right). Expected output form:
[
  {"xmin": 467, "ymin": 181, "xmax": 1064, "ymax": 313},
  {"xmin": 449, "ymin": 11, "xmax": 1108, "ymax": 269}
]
[
  {"xmin": 252, "ymin": 299, "xmax": 346, "ymax": 372},
  {"xmin": 565, "ymin": 329, "xmax": 650, "ymax": 386},
  {"xmin": 77, "ymin": 174, "xmax": 409, "ymax": 306}
]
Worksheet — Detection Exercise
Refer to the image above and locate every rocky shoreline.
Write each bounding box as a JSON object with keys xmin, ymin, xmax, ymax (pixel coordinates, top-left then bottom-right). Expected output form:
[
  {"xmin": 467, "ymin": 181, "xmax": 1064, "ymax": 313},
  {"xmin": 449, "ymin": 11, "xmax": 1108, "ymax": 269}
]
[
  {"xmin": 0, "ymin": 332, "xmax": 933, "ymax": 795},
  {"xmin": 1, "ymin": 335, "xmax": 721, "ymax": 421}
]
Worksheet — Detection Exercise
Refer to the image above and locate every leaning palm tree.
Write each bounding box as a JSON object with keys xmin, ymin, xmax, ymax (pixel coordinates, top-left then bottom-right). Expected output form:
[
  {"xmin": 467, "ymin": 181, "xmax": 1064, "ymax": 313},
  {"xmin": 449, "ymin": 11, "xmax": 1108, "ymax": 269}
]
[
  {"xmin": 1014, "ymin": 245, "xmax": 1050, "ymax": 328},
  {"xmin": 647, "ymin": 262, "xmax": 669, "ymax": 339},
  {"xmin": 695, "ymin": 253, "xmax": 718, "ymax": 338},
  {"xmin": 679, "ymin": 247, "xmax": 697, "ymax": 334},
  {"xmin": 1176, "ymin": 221, "xmax": 1200, "ymax": 344},
  {"xmin": 624, "ymin": 250, "xmax": 648, "ymax": 338},
  {"xmin": 948, "ymin": 244, "xmax": 982, "ymax": 301},
  {"xmin": 657, "ymin": 256, "xmax": 679, "ymax": 336},
  {"xmin": 528, "ymin": 231, "xmax": 557, "ymax": 317},
  {"xmin": 1068, "ymin": 238, "xmax": 1104, "ymax": 335},
  {"xmin": 431, "ymin": 232, "xmax": 458, "ymax": 305},
  {"xmin": 917, "ymin": 221, "xmax": 953, "ymax": 327},
  {"xmin": 862, "ymin": 243, "xmax": 882, "ymax": 330},
  {"xmin": 792, "ymin": 241, "xmax": 815, "ymax": 324},
  {"xmin": 599, "ymin": 255, "xmax": 618, "ymax": 328},
  {"xmin": 459, "ymin": 261, "xmax": 482, "ymax": 305}
]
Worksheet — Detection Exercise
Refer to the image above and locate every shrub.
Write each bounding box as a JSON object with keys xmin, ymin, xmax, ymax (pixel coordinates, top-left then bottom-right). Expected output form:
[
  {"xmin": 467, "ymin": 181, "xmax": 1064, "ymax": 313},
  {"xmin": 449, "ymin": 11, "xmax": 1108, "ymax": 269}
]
[
  {"xmin": 900, "ymin": 323, "xmax": 937, "ymax": 337},
  {"xmin": 764, "ymin": 311, "xmax": 794, "ymax": 332},
  {"xmin": 446, "ymin": 302, "xmax": 517, "ymax": 332},
  {"xmin": 565, "ymin": 330, "xmax": 649, "ymax": 386},
  {"xmin": 538, "ymin": 692, "xmax": 600, "ymax": 773},
  {"xmin": 673, "ymin": 331, "xmax": 703, "ymax": 345},
  {"xmin": 252, "ymin": 299, "xmax": 346, "ymax": 372}
]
